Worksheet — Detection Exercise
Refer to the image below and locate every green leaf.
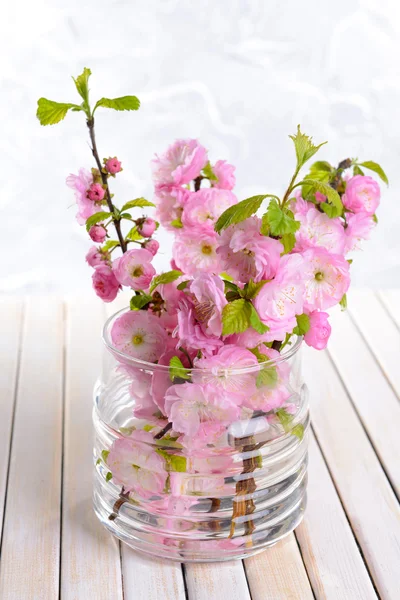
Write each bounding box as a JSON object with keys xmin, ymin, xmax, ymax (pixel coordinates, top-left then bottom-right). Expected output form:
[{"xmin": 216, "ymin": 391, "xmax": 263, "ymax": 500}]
[
  {"xmin": 260, "ymin": 213, "xmax": 270, "ymax": 236},
  {"xmin": 275, "ymin": 409, "xmax": 304, "ymax": 440},
  {"xmin": 101, "ymin": 449, "xmax": 110, "ymax": 462},
  {"xmin": 265, "ymin": 200, "xmax": 300, "ymax": 236},
  {"xmin": 249, "ymin": 305, "xmax": 269, "ymax": 334},
  {"xmin": 281, "ymin": 232, "xmax": 296, "ymax": 254},
  {"xmin": 143, "ymin": 424, "xmax": 155, "ymax": 432},
  {"xmin": 105, "ymin": 472, "xmax": 113, "ymax": 482},
  {"xmin": 256, "ymin": 365, "xmax": 278, "ymax": 388},
  {"xmin": 102, "ymin": 240, "xmax": 119, "ymax": 252},
  {"xmin": 353, "ymin": 165, "xmax": 364, "ymax": 176},
  {"xmin": 242, "ymin": 279, "xmax": 268, "ymax": 300},
  {"xmin": 215, "ymin": 195, "xmax": 275, "ymax": 233},
  {"xmin": 126, "ymin": 226, "xmax": 143, "ymax": 241},
  {"xmin": 121, "ymin": 198, "xmax": 155, "ymax": 212},
  {"xmin": 301, "ymin": 179, "xmax": 343, "ymax": 217},
  {"xmin": 149, "ymin": 270, "xmax": 182, "ymax": 293},
  {"xmin": 372, "ymin": 214, "xmax": 378, "ymax": 224},
  {"xmin": 224, "ymin": 279, "xmax": 240, "ymax": 294},
  {"xmin": 130, "ymin": 294, "xmax": 152, "ymax": 310},
  {"xmin": 289, "ymin": 125, "xmax": 327, "ymax": 169},
  {"xmin": 36, "ymin": 98, "xmax": 80, "ymax": 126},
  {"xmin": 310, "ymin": 160, "xmax": 333, "ymax": 173},
  {"xmin": 249, "ymin": 346, "xmax": 269, "ymax": 362},
  {"xmin": 169, "ymin": 356, "xmax": 190, "ymax": 382},
  {"xmin": 85, "ymin": 211, "xmax": 110, "ymax": 231},
  {"xmin": 291, "ymin": 424, "xmax": 305, "ymax": 440},
  {"xmin": 171, "ymin": 218, "xmax": 183, "ymax": 229},
  {"xmin": 339, "ymin": 294, "xmax": 347, "ymax": 311},
  {"xmin": 221, "ymin": 299, "xmax": 252, "ymax": 335},
  {"xmin": 176, "ymin": 280, "xmax": 190, "ymax": 291},
  {"xmin": 359, "ymin": 161, "xmax": 388, "ymax": 185},
  {"xmin": 72, "ymin": 67, "xmax": 91, "ymax": 106},
  {"xmin": 203, "ymin": 161, "xmax": 218, "ymax": 181},
  {"xmin": 156, "ymin": 448, "xmax": 187, "ymax": 473},
  {"xmin": 293, "ymin": 313, "xmax": 310, "ymax": 336},
  {"xmin": 94, "ymin": 96, "xmax": 140, "ymax": 113}
]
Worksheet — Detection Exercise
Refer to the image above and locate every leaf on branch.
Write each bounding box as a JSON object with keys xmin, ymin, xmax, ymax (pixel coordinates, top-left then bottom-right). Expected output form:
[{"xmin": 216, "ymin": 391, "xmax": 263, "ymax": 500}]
[
  {"xmin": 85, "ymin": 211, "xmax": 110, "ymax": 231},
  {"xmin": 126, "ymin": 226, "xmax": 143, "ymax": 241},
  {"xmin": 215, "ymin": 195, "xmax": 273, "ymax": 233},
  {"xmin": 359, "ymin": 161, "xmax": 389, "ymax": 185},
  {"xmin": 72, "ymin": 67, "xmax": 91, "ymax": 104},
  {"xmin": 242, "ymin": 279, "xmax": 268, "ymax": 300},
  {"xmin": 221, "ymin": 299, "xmax": 252, "ymax": 335},
  {"xmin": 94, "ymin": 96, "xmax": 141, "ymax": 113},
  {"xmin": 301, "ymin": 179, "xmax": 343, "ymax": 217},
  {"xmin": 171, "ymin": 218, "xmax": 183, "ymax": 229},
  {"xmin": 101, "ymin": 240, "xmax": 119, "ymax": 252},
  {"xmin": 256, "ymin": 365, "xmax": 278, "ymax": 389},
  {"xmin": 293, "ymin": 313, "xmax": 310, "ymax": 336},
  {"xmin": 169, "ymin": 356, "xmax": 191, "ymax": 382},
  {"xmin": 130, "ymin": 294, "xmax": 152, "ymax": 310},
  {"xmin": 249, "ymin": 305, "xmax": 269, "ymax": 334},
  {"xmin": 353, "ymin": 165, "xmax": 364, "ymax": 176},
  {"xmin": 264, "ymin": 200, "xmax": 300, "ymax": 236},
  {"xmin": 121, "ymin": 198, "xmax": 155, "ymax": 212},
  {"xmin": 276, "ymin": 408, "xmax": 304, "ymax": 440},
  {"xmin": 156, "ymin": 448, "xmax": 187, "ymax": 472},
  {"xmin": 36, "ymin": 98, "xmax": 81, "ymax": 126},
  {"xmin": 202, "ymin": 161, "xmax": 218, "ymax": 181},
  {"xmin": 289, "ymin": 125, "xmax": 327, "ymax": 169},
  {"xmin": 339, "ymin": 294, "xmax": 347, "ymax": 311},
  {"xmin": 310, "ymin": 160, "xmax": 333, "ymax": 173},
  {"xmin": 281, "ymin": 232, "xmax": 296, "ymax": 254},
  {"xmin": 149, "ymin": 270, "xmax": 182, "ymax": 293}
]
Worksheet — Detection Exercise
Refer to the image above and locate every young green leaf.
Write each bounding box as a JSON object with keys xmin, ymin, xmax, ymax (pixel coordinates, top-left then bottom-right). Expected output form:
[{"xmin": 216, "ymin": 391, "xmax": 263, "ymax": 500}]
[
  {"xmin": 301, "ymin": 179, "xmax": 343, "ymax": 217},
  {"xmin": 85, "ymin": 211, "xmax": 110, "ymax": 231},
  {"xmin": 281, "ymin": 232, "xmax": 296, "ymax": 254},
  {"xmin": 256, "ymin": 365, "xmax": 278, "ymax": 389},
  {"xmin": 150, "ymin": 270, "xmax": 183, "ymax": 293},
  {"xmin": 249, "ymin": 346, "xmax": 269, "ymax": 362},
  {"xmin": 156, "ymin": 448, "xmax": 187, "ymax": 472},
  {"xmin": 94, "ymin": 96, "xmax": 140, "ymax": 113},
  {"xmin": 221, "ymin": 299, "xmax": 252, "ymax": 335},
  {"xmin": 275, "ymin": 409, "xmax": 304, "ymax": 440},
  {"xmin": 72, "ymin": 67, "xmax": 91, "ymax": 106},
  {"xmin": 125, "ymin": 226, "xmax": 143, "ymax": 241},
  {"xmin": 359, "ymin": 161, "xmax": 388, "ymax": 185},
  {"xmin": 171, "ymin": 218, "xmax": 183, "ymax": 229},
  {"xmin": 36, "ymin": 98, "xmax": 81, "ymax": 126},
  {"xmin": 309, "ymin": 160, "xmax": 333, "ymax": 173},
  {"xmin": 260, "ymin": 213, "xmax": 270, "ymax": 236},
  {"xmin": 242, "ymin": 279, "xmax": 268, "ymax": 300},
  {"xmin": 215, "ymin": 195, "xmax": 276, "ymax": 233},
  {"xmin": 353, "ymin": 165, "xmax": 364, "ymax": 176},
  {"xmin": 202, "ymin": 161, "xmax": 218, "ymax": 181},
  {"xmin": 176, "ymin": 280, "xmax": 190, "ymax": 291},
  {"xmin": 289, "ymin": 125, "xmax": 327, "ymax": 169},
  {"xmin": 120, "ymin": 198, "xmax": 155, "ymax": 212},
  {"xmin": 249, "ymin": 305, "xmax": 269, "ymax": 334},
  {"xmin": 105, "ymin": 472, "xmax": 113, "ymax": 482},
  {"xmin": 130, "ymin": 294, "xmax": 152, "ymax": 310},
  {"xmin": 101, "ymin": 449, "xmax": 110, "ymax": 462},
  {"xmin": 169, "ymin": 356, "xmax": 191, "ymax": 381},
  {"xmin": 101, "ymin": 240, "xmax": 120, "ymax": 252},
  {"xmin": 265, "ymin": 200, "xmax": 300, "ymax": 236},
  {"xmin": 291, "ymin": 424, "xmax": 305, "ymax": 440},
  {"xmin": 293, "ymin": 313, "xmax": 310, "ymax": 336},
  {"xmin": 339, "ymin": 294, "xmax": 347, "ymax": 311}
]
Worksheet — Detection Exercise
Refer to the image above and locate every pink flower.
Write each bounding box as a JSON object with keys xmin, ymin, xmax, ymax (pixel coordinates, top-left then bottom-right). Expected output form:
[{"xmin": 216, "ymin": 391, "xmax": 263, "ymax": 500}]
[
  {"xmin": 212, "ymin": 160, "xmax": 236, "ymax": 190},
  {"xmin": 217, "ymin": 217, "xmax": 283, "ymax": 283},
  {"xmin": 173, "ymin": 228, "xmax": 222, "ymax": 276},
  {"xmin": 290, "ymin": 190, "xmax": 309, "ymax": 216},
  {"xmin": 246, "ymin": 383, "xmax": 291, "ymax": 413},
  {"xmin": 111, "ymin": 310, "xmax": 168, "ymax": 362},
  {"xmin": 107, "ymin": 430, "xmax": 166, "ymax": 498},
  {"xmin": 138, "ymin": 218, "xmax": 157, "ymax": 238},
  {"xmin": 344, "ymin": 212, "xmax": 375, "ymax": 253},
  {"xmin": 152, "ymin": 139, "xmax": 208, "ymax": 187},
  {"xmin": 254, "ymin": 254, "xmax": 306, "ymax": 341},
  {"xmin": 119, "ymin": 365, "xmax": 158, "ymax": 419},
  {"xmin": 104, "ymin": 157, "xmax": 122, "ymax": 175},
  {"xmin": 164, "ymin": 383, "xmax": 240, "ymax": 443},
  {"xmin": 189, "ymin": 273, "xmax": 227, "ymax": 336},
  {"xmin": 193, "ymin": 345, "xmax": 258, "ymax": 400},
  {"xmin": 182, "ymin": 188, "xmax": 237, "ymax": 231},
  {"xmin": 86, "ymin": 246, "xmax": 106, "ymax": 267},
  {"xmin": 152, "ymin": 280, "xmax": 186, "ymax": 332},
  {"xmin": 294, "ymin": 204, "xmax": 345, "ymax": 255},
  {"xmin": 143, "ymin": 239, "xmax": 160, "ymax": 256},
  {"xmin": 154, "ymin": 186, "xmax": 190, "ymax": 231},
  {"xmin": 87, "ymin": 182, "xmax": 105, "ymax": 202},
  {"xmin": 113, "ymin": 248, "xmax": 155, "ymax": 290},
  {"xmin": 342, "ymin": 175, "xmax": 380, "ymax": 215},
  {"xmin": 66, "ymin": 168, "xmax": 102, "ymax": 225},
  {"xmin": 302, "ymin": 247, "xmax": 350, "ymax": 311},
  {"xmin": 92, "ymin": 265, "xmax": 120, "ymax": 302},
  {"xmin": 315, "ymin": 191, "xmax": 326, "ymax": 203},
  {"xmin": 176, "ymin": 297, "xmax": 224, "ymax": 355},
  {"xmin": 89, "ymin": 224, "xmax": 107, "ymax": 243},
  {"xmin": 304, "ymin": 311, "xmax": 331, "ymax": 350}
]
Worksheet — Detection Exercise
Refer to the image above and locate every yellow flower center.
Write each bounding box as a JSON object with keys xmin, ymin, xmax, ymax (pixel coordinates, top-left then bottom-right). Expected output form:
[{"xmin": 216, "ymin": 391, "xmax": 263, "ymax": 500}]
[
  {"xmin": 315, "ymin": 271, "xmax": 324, "ymax": 281},
  {"xmin": 132, "ymin": 334, "xmax": 144, "ymax": 346},
  {"xmin": 132, "ymin": 266, "xmax": 143, "ymax": 278},
  {"xmin": 201, "ymin": 244, "xmax": 213, "ymax": 255}
]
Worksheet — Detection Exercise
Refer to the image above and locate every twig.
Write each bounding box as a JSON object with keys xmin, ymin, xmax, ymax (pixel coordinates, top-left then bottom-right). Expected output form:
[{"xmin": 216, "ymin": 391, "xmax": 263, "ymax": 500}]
[
  {"xmin": 154, "ymin": 422, "xmax": 173, "ymax": 440},
  {"xmin": 108, "ymin": 486, "xmax": 130, "ymax": 521}
]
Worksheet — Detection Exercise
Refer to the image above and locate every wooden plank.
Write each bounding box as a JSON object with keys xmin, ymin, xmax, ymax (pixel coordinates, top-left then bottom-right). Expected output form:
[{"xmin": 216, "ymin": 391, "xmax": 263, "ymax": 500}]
[
  {"xmin": 327, "ymin": 307, "xmax": 400, "ymax": 497},
  {"xmin": 378, "ymin": 289, "xmax": 400, "ymax": 330},
  {"xmin": 348, "ymin": 290, "xmax": 400, "ymax": 398},
  {"xmin": 185, "ymin": 561, "xmax": 251, "ymax": 600},
  {"xmin": 296, "ymin": 433, "xmax": 377, "ymax": 600},
  {"xmin": 0, "ymin": 298, "xmax": 63, "ymax": 600},
  {"xmin": 122, "ymin": 550, "xmax": 186, "ymax": 600},
  {"xmin": 62, "ymin": 297, "xmax": 124, "ymax": 600},
  {"xmin": 245, "ymin": 534, "xmax": 314, "ymax": 600},
  {"xmin": 0, "ymin": 300, "xmax": 22, "ymax": 541},
  {"xmin": 304, "ymin": 346, "xmax": 400, "ymax": 600}
]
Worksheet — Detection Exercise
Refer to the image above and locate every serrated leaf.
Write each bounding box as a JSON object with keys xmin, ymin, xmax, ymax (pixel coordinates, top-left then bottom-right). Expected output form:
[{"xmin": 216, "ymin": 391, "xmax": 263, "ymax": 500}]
[
  {"xmin": 339, "ymin": 294, "xmax": 347, "ymax": 311},
  {"xmin": 169, "ymin": 356, "xmax": 191, "ymax": 381},
  {"xmin": 101, "ymin": 240, "xmax": 120, "ymax": 252},
  {"xmin": 150, "ymin": 270, "xmax": 182, "ymax": 293},
  {"xmin": 281, "ymin": 232, "xmax": 296, "ymax": 254},
  {"xmin": 265, "ymin": 200, "xmax": 301, "ymax": 236},
  {"xmin": 126, "ymin": 226, "xmax": 143, "ymax": 241},
  {"xmin": 36, "ymin": 98, "xmax": 80, "ymax": 126},
  {"xmin": 249, "ymin": 305, "xmax": 269, "ymax": 334},
  {"xmin": 242, "ymin": 279, "xmax": 268, "ymax": 300},
  {"xmin": 156, "ymin": 448, "xmax": 187, "ymax": 472},
  {"xmin": 130, "ymin": 294, "xmax": 152, "ymax": 310},
  {"xmin": 121, "ymin": 198, "xmax": 155, "ymax": 212},
  {"xmin": 301, "ymin": 179, "xmax": 343, "ymax": 217},
  {"xmin": 85, "ymin": 211, "xmax": 110, "ymax": 231},
  {"xmin": 289, "ymin": 125, "xmax": 327, "ymax": 169},
  {"xmin": 203, "ymin": 161, "xmax": 218, "ymax": 181},
  {"xmin": 293, "ymin": 313, "xmax": 310, "ymax": 336},
  {"xmin": 359, "ymin": 161, "xmax": 388, "ymax": 185},
  {"xmin": 260, "ymin": 213, "xmax": 270, "ymax": 236},
  {"xmin": 221, "ymin": 299, "xmax": 252, "ymax": 335},
  {"xmin": 215, "ymin": 195, "xmax": 274, "ymax": 233},
  {"xmin": 94, "ymin": 96, "xmax": 140, "ymax": 113},
  {"xmin": 72, "ymin": 67, "xmax": 91, "ymax": 105},
  {"xmin": 256, "ymin": 365, "xmax": 278, "ymax": 388},
  {"xmin": 310, "ymin": 160, "xmax": 333, "ymax": 173},
  {"xmin": 353, "ymin": 165, "xmax": 364, "ymax": 176}
]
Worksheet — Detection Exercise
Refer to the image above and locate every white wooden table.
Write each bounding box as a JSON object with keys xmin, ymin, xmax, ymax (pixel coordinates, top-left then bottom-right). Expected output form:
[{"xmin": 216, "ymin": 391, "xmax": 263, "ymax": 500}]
[{"xmin": 1, "ymin": 290, "xmax": 399, "ymax": 600}]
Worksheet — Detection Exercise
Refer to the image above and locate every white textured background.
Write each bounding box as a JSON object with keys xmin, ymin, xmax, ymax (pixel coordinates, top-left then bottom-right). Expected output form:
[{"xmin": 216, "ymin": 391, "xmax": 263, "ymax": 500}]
[{"xmin": 2, "ymin": 0, "xmax": 400, "ymax": 294}]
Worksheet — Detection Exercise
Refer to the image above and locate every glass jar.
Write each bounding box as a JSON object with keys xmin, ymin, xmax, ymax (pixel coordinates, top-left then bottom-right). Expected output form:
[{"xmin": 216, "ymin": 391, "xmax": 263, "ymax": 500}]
[{"xmin": 93, "ymin": 309, "xmax": 309, "ymax": 562}]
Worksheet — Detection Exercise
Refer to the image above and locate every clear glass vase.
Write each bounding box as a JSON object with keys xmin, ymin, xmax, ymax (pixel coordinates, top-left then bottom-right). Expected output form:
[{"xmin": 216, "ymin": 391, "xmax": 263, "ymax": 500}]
[{"xmin": 93, "ymin": 309, "xmax": 309, "ymax": 562}]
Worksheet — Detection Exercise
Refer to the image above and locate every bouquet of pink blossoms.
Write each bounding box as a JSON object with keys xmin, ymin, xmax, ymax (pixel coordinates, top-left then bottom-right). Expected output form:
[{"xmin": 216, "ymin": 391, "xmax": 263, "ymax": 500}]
[{"xmin": 37, "ymin": 69, "xmax": 387, "ymax": 545}]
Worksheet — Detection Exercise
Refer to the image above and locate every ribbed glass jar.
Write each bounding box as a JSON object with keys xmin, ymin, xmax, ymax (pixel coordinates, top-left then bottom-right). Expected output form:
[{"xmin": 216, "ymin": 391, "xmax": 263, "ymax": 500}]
[{"xmin": 93, "ymin": 309, "xmax": 309, "ymax": 562}]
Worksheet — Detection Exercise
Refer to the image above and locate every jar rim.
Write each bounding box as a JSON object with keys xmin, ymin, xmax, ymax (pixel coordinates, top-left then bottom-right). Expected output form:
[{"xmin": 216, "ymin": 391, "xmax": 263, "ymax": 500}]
[{"xmin": 102, "ymin": 307, "xmax": 303, "ymax": 374}]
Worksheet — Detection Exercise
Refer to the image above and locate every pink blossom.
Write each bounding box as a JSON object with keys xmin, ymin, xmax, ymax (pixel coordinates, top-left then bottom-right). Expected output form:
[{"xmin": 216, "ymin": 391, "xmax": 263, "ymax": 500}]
[
  {"xmin": 164, "ymin": 383, "xmax": 240, "ymax": 444},
  {"xmin": 245, "ymin": 383, "xmax": 291, "ymax": 412},
  {"xmin": 176, "ymin": 297, "xmax": 224, "ymax": 355},
  {"xmin": 89, "ymin": 224, "xmax": 107, "ymax": 243},
  {"xmin": 315, "ymin": 191, "xmax": 326, "ymax": 203},
  {"xmin": 173, "ymin": 228, "xmax": 222, "ymax": 276},
  {"xmin": 113, "ymin": 248, "xmax": 156, "ymax": 290},
  {"xmin": 87, "ymin": 182, "xmax": 105, "ymax": 202},
  {"xmin": 143, "ymin": 239, "xmax": 160, "ymax": 256},
  {"xmin": 217, "ymin": 217, "xmax": 283, "ymax": 283},
  {"xmin": 342, "ymin": 175, "xmax": 380, "ymax": 215},
  {"xmin": 304, "ymin": 311, "xmax": 331, "ymax": 350},
  {"xmin": 66, "ymin": 168, "xmax": 102, "ymax": 225},
  {"xmin": 181, "ymin": 188, "xmax": 237, "ymax": 231},
  {"xmin": 193, "ymin": 345, "xmax": 258, "ymax": 400},
  {"xmin": 290, "ymin": 190, "xmax": 309, "ymax": 216},
  {"xmin": 212, "ymin": 160, "xmax": 236, "ymax": 190},
  {"xmin": 189, "ymin": 273, "xmax": 227, "ymax": 336},
  {"xmin": 227, "ymin": 327, "xmax": 270, "ymax": 350},
  {"xmin": 152, "ymin": 139, "xmax": 208, "ymax": 187},
  {"xmin": 254, "ymin": 254, "xmax": 306, "ymax": 341},
  {"xmin": 154, "ymin": 186, "xmax": 191, "ymax": 231},
  {"xmin": 294, "ymin": 204, "xmax": 345, "ymax": 255},
  {"xmin": 86, "ymin": 246, "xmax": 106, "ymax": 267},
  {"xmin": 344, "ymin": 212, "xmax": 375, "ymax": 253},
  {"xmin": 138, "ymin": 217, "xmax": 157, "ymax": 238},
  {"xmin": 107, "ymin": 430, "xmax": 166, "ymax": 498},
  {"xmin": 92, "ymin": 265, "xmax": 120, "ymax": 302},
  {"xmin": 104, "ymin": 157, "xmax": 122, "ymax": 175},
  {"xmin": 302, "ymin": 247, "xmax": 350, "ymax": 311},
  {"xmin": 111, "ymin": 310, "xmax": 168, "ymax": 362},
  {"xmin": 119, "ymin": 365, "xmax": 158, "ymax": 419},
  {"xmin": 152, "ymin": 280, "xmax": 186, "ymax": 332}
]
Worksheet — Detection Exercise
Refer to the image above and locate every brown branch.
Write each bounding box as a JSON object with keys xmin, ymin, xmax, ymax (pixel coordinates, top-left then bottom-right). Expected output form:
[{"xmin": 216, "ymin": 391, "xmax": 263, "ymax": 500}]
[
  {"xmin": 194, "ymin": 176, "xmax": 203, "ymax": 192},
  {"xmin": 154, "ymin": 422, "xmax": 173, "ymax": 440},
  {"xmin": 108, "ymin": 486, "xmax": 130, "ymax": 521}
]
